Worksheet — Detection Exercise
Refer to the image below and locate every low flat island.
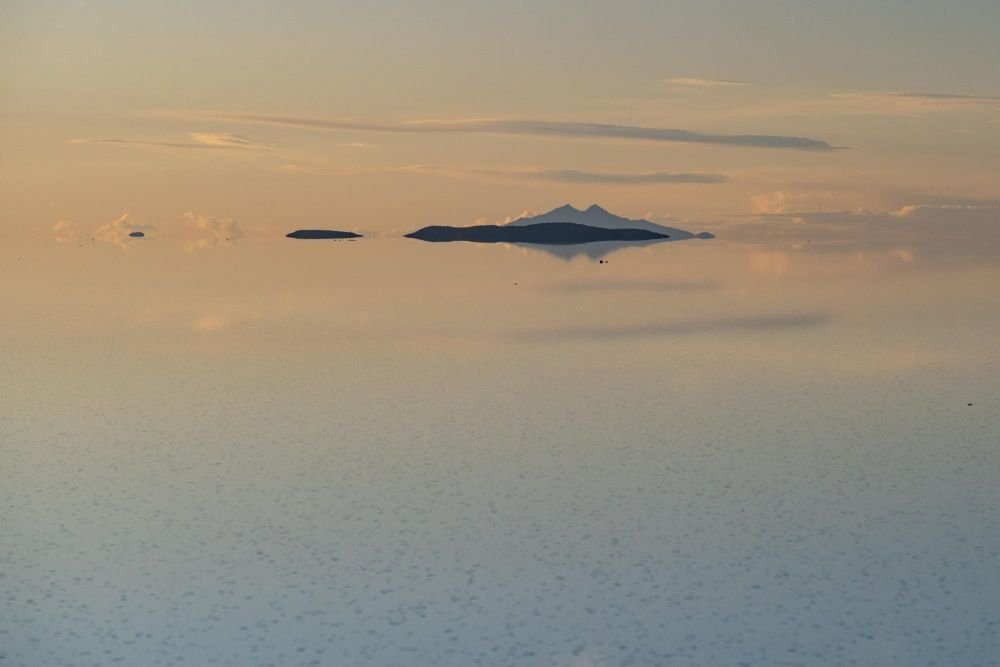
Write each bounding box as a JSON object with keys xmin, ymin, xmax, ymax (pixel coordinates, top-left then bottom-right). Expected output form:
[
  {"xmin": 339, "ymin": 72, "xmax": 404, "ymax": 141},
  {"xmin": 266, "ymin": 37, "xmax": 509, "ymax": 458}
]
[
  {"xmin": 405, "ymin": 222, "xmax": 670, "ymax": 245},
  {"xmin": 286, "ymin": 230, "xmax": 362, "ymax": 240}
]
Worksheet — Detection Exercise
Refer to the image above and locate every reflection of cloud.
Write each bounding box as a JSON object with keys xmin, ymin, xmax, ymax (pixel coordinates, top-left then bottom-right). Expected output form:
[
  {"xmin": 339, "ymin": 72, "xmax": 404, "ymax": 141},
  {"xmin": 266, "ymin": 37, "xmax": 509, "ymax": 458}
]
[
  {"xmin": 181, "ymin": 111, "xmax": 838, "ymax": 151},
  {"xmin": 183, "ymin": 211, "xmax": 242, "ymax": 250},
  {"xmin": 568, "ymin": 649, "xmax": 606, "ymax": 667},
  {"xmin": 513, "ymin": 312, "xmax": 829, "ymax": 342},
  {"xmin": 664, "ymin": 77, "xmax": 749, "ymax": 88},
  {"xmin": 890, "ymin": 249, "xmax": 915, "ymax": 263},
  {"xmin": 407, "ymin": 164, "xmax": 727, "ymax": 185},
  {"xmin": 53, "ymin": 220, "xmax": 78, "ymax": 244},
  {"xmin": 540, "ymin": 279, "xmax": 722, "ymax": 293},
  {"xmin": 512, "ymin": 238, "xmax": 677, "ymax": 261},
  {"xmin": 70, "ymin": 132, "xmax": 270, "ymax": 151},
  {"xmin": 749, "ymin": 250, "xmax": 792, "ymax": 277},
  {"xmin": 191, "ymin": 315, "xmax": 231, "ymax": 332},
  {"xmin": 94, "ymin": 213, "xmax": 155, "ymax": 249}
]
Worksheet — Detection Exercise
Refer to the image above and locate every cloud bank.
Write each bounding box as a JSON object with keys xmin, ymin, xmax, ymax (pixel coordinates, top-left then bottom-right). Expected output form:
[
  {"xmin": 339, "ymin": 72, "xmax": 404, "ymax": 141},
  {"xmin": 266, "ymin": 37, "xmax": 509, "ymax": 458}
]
[
  {"xmin": 407, "ymin": 165, "xmax": 727, "ymax": 185},
  {"xmin": 181, "ymin": 112, "xmax": 838, "ymax": 151},
  {"xmin": 727, "ymin": 197, "xmax": 1000, "ymax": 262}
]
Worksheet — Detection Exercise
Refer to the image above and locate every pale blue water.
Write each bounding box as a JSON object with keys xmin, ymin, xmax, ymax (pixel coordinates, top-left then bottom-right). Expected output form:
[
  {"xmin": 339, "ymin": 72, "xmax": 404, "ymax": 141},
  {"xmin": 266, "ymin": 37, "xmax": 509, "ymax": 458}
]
[{"xmin": 2, "ymin": 236, "xmax": 998, "ymax": 666}]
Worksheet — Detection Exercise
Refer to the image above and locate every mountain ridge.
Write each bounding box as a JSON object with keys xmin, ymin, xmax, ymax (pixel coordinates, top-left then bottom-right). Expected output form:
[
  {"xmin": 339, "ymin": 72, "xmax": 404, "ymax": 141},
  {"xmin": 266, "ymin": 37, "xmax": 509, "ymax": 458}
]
[{"xmin": 506, "ymin": 204, "xmax": 700, "ymax": 238}]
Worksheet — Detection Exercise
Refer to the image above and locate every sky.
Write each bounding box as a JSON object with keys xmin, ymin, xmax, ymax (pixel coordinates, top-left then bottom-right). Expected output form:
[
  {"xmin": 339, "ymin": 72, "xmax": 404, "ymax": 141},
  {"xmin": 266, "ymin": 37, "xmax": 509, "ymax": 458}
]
[{"xmin": 2, "ymin": 0, "xmax": 999, "ymax": 242}]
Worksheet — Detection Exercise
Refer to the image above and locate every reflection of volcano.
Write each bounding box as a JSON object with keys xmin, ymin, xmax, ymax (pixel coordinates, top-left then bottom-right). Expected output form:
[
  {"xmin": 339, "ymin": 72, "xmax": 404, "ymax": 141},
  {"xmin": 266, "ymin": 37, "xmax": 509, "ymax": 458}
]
[
  {"xmin": 512, "ymin": 239, "xmax": 672, "ymax": 261},
  {"xmin": 507, "ymin": 203, "xmax": 711, "ymax": 239}
]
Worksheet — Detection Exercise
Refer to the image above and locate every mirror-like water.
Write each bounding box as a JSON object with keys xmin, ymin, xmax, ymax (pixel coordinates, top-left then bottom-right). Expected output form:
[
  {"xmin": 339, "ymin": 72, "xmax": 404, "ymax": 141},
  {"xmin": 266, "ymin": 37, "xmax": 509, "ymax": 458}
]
[{"xmin": 2, "ymin": 234, "xmax": 998, "ymax": 666}]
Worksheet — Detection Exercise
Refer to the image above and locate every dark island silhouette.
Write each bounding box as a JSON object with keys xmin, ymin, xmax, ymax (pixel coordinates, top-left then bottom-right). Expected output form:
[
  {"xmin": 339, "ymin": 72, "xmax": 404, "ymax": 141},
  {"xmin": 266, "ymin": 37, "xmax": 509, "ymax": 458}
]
[
  {"xmin": 405, "ymin": 204, "xmax": 714, "ymax": 246},
  {"xmin": 406, "ymin": 222, "xmax": 669, "ymax": 244},
  {"xmin": 286, "ymin": 229, "xmax": 362, "ymax": 240},
  {"xmin": 128, "ymin": 231, "xmax": 145, "ymax": 238}
]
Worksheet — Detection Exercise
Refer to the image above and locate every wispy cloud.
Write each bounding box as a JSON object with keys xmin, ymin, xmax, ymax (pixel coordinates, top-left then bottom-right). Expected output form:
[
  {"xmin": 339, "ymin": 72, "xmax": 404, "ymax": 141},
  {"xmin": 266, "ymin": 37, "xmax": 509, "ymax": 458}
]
[
  {"xmin": 830, "ymin": 91, "xmax": 1000, "ymax": 114},
  {"xmin": 407, "ymin": 164, "xmax": 728, "ymax": 184},
  {"xmin": 846, "ymin": 91, "xmax": 1000, "ymax": 104},
  {"xmin": 70, "ymin": 132, "xmax": 271, "ymax": 150},
  {"xmin": 664, "ymin": 77, "xmax": 750, "ymax": 88},
  {"xmin": 187, "ymin": 132, "xmax": 270, "ymax": 149},
  {"xmin": 275, "ymin": 163, "xmax": 370, "ymax": 176},
  {"xmin": 176, "ymin": 111, "xmax": 838, "ymax": 151}
]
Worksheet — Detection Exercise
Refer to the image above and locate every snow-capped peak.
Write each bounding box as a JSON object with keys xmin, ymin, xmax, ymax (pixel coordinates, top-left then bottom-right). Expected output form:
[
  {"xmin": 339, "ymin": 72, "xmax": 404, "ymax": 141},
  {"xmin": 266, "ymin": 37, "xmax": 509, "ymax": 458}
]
[{"xmin": 506, "ymin": 204, "xmax": 693, "ymax": 237}]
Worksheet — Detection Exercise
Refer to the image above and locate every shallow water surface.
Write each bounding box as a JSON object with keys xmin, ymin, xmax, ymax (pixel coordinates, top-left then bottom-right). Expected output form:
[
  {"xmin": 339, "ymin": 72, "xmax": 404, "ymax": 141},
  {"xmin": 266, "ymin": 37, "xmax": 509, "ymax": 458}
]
[{"xmin": 2, "ymin": 235, "xmax": 998, "ymax": 666}]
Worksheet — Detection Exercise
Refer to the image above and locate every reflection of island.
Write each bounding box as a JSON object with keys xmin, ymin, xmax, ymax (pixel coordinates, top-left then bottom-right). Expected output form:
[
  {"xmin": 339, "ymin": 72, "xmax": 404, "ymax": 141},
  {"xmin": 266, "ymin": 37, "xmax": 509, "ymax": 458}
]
[
  {"xmin": 515, "ymin": 239, "xmax": 668, "ymax": 261},
  {"xmin": 406, "ymin": 222, "xmax": 669, "ymax": 244},
  {"xmin": 405, "ymin": 204, "xmax": 713, "ymax": 250},
  {"xmin": 286, "ymin": 230, "xmax": 362, "ymax": 239}
]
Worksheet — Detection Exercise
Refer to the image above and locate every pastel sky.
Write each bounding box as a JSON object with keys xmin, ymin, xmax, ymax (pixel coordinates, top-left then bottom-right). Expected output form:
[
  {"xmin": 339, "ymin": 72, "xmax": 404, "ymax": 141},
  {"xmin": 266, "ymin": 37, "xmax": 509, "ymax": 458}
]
[{"xmin": 3, "ymin": 0, "xmax": 999, "ymax": 241}]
